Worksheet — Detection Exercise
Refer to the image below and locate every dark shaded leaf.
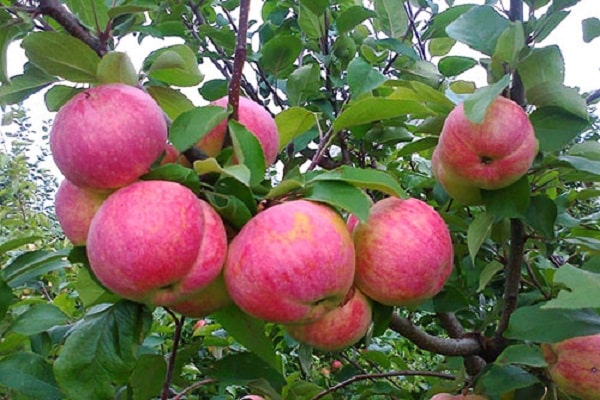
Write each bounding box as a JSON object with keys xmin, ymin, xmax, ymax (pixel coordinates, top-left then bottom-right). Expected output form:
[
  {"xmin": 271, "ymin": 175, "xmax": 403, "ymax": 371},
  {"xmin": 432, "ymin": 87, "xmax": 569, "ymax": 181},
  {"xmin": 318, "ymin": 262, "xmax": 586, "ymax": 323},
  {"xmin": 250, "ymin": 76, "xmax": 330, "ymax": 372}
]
[
  {"xmin": 9, "ymin": 304, "xmax": 69, "ymax": 336},
  {"xmin": 0, "ymin": 352, "xmax": 63, "ymax": 400}
]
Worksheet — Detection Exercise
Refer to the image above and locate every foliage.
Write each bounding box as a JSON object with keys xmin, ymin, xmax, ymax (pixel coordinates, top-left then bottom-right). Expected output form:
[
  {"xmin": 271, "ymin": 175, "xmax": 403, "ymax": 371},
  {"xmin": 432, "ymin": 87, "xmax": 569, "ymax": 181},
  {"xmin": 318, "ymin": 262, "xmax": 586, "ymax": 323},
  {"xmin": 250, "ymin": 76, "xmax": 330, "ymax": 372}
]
[{"xmin": 1, "ymin": 0, "xmax": 600, "ymax": 399}]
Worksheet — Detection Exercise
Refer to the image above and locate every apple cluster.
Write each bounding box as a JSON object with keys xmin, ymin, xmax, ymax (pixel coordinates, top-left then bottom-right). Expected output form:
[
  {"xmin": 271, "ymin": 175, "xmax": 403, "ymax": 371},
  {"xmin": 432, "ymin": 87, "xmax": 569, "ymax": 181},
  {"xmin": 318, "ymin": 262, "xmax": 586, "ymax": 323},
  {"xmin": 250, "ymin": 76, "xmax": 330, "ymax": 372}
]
[{"xmin": 52, "ymin": 83, "xmax": 454, "ymax": 353}]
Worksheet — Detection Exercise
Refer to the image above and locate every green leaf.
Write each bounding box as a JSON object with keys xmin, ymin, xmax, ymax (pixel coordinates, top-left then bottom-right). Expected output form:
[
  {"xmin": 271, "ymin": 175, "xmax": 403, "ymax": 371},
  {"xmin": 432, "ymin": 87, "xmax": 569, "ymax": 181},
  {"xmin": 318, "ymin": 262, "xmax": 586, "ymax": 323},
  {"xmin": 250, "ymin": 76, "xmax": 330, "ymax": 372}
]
[
  {"xmin": 260, "ymin": 35, "xmax": 302, "ymax": 77},
  {"xmin": 337, "ymin": 6, "xmax": 376, "ymax": 33},
  {"xmin": 446, "ymin": 5, "xmax": 510, "ymax": 56},
  {"xmin": 146, "ymin": 85, "xmax": 194, "ymax": 120},
  {"xmin": 286, "ymin": 380, "xmax": 330, "ymax": 400},
  {"xmin": 276, "ymin": 107, "xmax": 317, "ymax": 151},
  {"xmin": 298, "ymin": 4, "xmax": 324, "ymax": 39},
  {"xmin": 524, "ymin": 195, "xmax": 557, "ymax": 239},
  {"xmin": 44, "ymin": 85, "xmax": 84, "ymax": 112},
  {"xmin": 423, "ymin": 5, "xmax": 475, "ymax": 39},
  {"xmin": 517, "ymin": 46, "xmax": 564, "ymax": 91},
  {"xmin": 65, "ymin": 0, "xmax": 109, "ymax": 31},
  {"xmin": 428, "ymin": 37, "xmax": 456, "ymax": 57},
  {"xmin": 558, "ymin": 155, "xmax": 600, "ymax": 177},
  {"xmin": 211, "ymin": 352, "xmax": 285, "ymax": 392},
  {"xmin": 438, "ymin": 56, "xmax": 478, "ymax": 77},
  {"xmin": 310, "ymin": 166, "xmax": 405, "ymax": 198},
  {"xmin": 107, "ymin": 5, "xmax": 154, "ymax": 19},
  {"xmin": 299, "ymin": 0, "xmax": 329, "ymax": 16},
  {"xmin": 96, "ymin": 51, "xmax": 138, "ymax": 85},
  {"xmin": 478, "ymin": 260, "xmax": 504, "ymax": 292},
  {"xmin": 199, "ymin": 79, "xmax": 229, "ymax": 101},
  {"xmin": 463, "ymin": 74, "xmax": 510, "ymax": 124},
  {"xmin": 527, "ymin": 82, "xmax": 588, "ymax": 120},
  {"xmin": 197, "ymin": 25, "xmax": 236, "ymax": 53},
  {"xmin": 303, "ymin": 180, "xmax": 371, "ymax": 222},
  {"xmin": 286, "ymin": 64, "xmax": 321, "ymax": 106},
  {"xmin": 334, "ymin": 98, "xmax": 431, "ymax": 132},
  {"xmin": 0, "ymin": 24, "xmax": 22, "ymax": 84},
  {"xmin": 169, "ymin": 105, "xmax": 228, "ymax": 152},
  {"xmin": 505, "ymin": 304, "xmax": 600, "ymax": 342},
  {"xmin": 481, "ymin": 175, "xmax": 531, "ymax": 219},
  {"xmin": 583, "ymin": 17, "xmax": 600, "ymax": 43},
  {"xmin": 205, "ymin": 192, "xmax": 253, "ymax": 229},
  {"xmin": 9, "ymin": 304, "xmax": 69, "ymax": 336},
  {"xmin": 532, "ymin": 9, "xmax": 569, "ymax": 42},
  {"xmin": 467, "ymin": 211, "xmax": 495, "ymax": 264},
  {"xmin": 215, "ymin": 177, "xmax": 258, "ymax": 215},
  {"xmin": 0, "ymin": 277, "xmax": 13, "ymax": 320},
  {"xmin": 496, "ymin": 344, "xmax": 548, "ymax": 367},
  {"xmin": 74, "ymin": 267, "xmax": 120, "ymax": 309},
  {"xmin": 478, "ymin": 365, "xmax": 540, "ymax": 397},
  {"xmin": 0, "ymin": 352, "xmax": 63, "ymax": 400},
  {"xmin": 194, "ymin": 158, "xmax": 251, "ymax": 186},
  {"xmin": 347, "ymin": 57, "xmax": 388, "ymax": 98},
  {"xmin": 490, "ymin": 22, "xmax": 525, "ymax": 79},
  {"xmin": 54, "ymin": 301, "xmax": 151, "ymax": 400},
  {"xmin": 130, "ymin": 354, "xmax": 166, "ymax": 400},
  {"xmin": 2, "ymin": 249, "xmax": 71, "ymax": 288},
  {"xmin": 530, "ymin": 106, "xmax": 589, "ymax": 152},
  {"xmin": 374, "ymin": 0, "xmax": 408, "ymax": 39},
  {"xmin": 372, "ymin": 302, "xmax": 394, "ymax": 337},
  {"xmin": 148, "ymin": 44, "xmax": 203, "ymax": 87},
  {"xmin": 265, "ymin": 179, "xmax": 305, "ymax": 200},
  {"xmin": 543, "ymin": 266, "xmax": 600, "ymax": 309},
  {"xmin": 229, "ymin": 120, "xmax": 267, "ymax": 186},
  {"xmin": 0, "ymin": 235, "xmax": 42, "ymax": 256},
  {"xmin": 388, "ymin": 80, "xmax": 455, "ymax": 114},
  {"xmin": 395, "ymin": 137, "xmax": 438, "ymax": 157},
  {"xmin": 212, "ymin": 306, "xmax": 280, "ymax": 371},
  {"xmin": 141, "ymin": 164, "xmax": 200, "ymax": 194},
  {"xmin": 0, "ymin": 64, "xmax": 57, "ymax": 106},
  {"xmin": 21, "ymin": 32, "xmax": 100, "ymax": 82}
]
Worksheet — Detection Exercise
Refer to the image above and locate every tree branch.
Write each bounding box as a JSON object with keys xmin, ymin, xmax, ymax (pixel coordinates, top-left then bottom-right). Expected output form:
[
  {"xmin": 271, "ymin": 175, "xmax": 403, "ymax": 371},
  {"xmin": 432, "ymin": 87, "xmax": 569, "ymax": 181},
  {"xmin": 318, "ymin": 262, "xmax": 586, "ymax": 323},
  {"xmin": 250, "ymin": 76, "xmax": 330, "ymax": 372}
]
[
  {"xmin": 172, "ymin": 378, "xmax": 217, "ymax": 400},
  {"xmin": 437, "ymin": 313, "xmax": 487, "ymax": 376},
  {"xmin": 389, "ymin": 314, "xmax": 482, "ymax": 356},
  {"xmin": 228, "ymin": 0, "xmax": 250, "ymax": 121},
  {"xmin": 161, "ymin": 310, "xmax": 186, "ymax": 400},
  {"xmin": 37, "ymin": 0, "xmax": 107, "ymax": 56}
]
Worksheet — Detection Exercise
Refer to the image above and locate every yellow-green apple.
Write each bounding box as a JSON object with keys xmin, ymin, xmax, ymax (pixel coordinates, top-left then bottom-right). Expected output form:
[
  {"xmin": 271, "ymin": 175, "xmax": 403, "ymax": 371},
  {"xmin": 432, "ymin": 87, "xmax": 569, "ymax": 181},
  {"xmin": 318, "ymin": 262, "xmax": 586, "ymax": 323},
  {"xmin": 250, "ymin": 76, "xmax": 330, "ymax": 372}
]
[
  {"xmin": 224, "ymin": 200, "xmax": 355, "ymax": 324},
  {"xmin": 54, "ymin": 180, "xmax": 111, "ymax": 246},
  {"xmin": 284, "ymin": 288, "xmax": 372, "ymax": 352},
  {"xmin": 195, "ymin": 96, "xmax": 279, "ymax": 165},
  {"xmin": 541, "ymin": 333, "xmax": 600, "ymax": 399},
  {"xmin": 50, "ymin": 83, "xmax": 167, "ymax": 189},
  {"xmin": 169, "ymin": 275, "xmax": 233, "ymax": 318},
  {"xmin": 432, "ymin": 96, "xmax": 537, "ymax": 204},
  {"xmin": 430, "ymin": 394, "xmax": 487, "ymax": 400},
  {"xmin": 87, "ymin": 180, "xmax": 227, "ymax": 306},
  {"xmin": 353, "ymin": 197, "xmax": 453, "ymax": 306}
]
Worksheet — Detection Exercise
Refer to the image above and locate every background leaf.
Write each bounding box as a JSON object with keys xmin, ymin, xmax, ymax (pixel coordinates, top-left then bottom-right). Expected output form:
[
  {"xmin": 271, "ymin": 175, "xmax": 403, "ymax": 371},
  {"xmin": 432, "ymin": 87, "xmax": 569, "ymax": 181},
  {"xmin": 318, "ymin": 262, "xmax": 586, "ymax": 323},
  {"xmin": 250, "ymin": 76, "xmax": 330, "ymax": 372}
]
[
  {"xmin": 0, "ymin": 352, "xmax": 63, "ymax": 400},
  {"xmin": 169, "ymin": 106, "xmax": 228, "ymax": 152},
  {"xmin": 446, "ymin": 6, "xmax": 510, "ymax": 56}
]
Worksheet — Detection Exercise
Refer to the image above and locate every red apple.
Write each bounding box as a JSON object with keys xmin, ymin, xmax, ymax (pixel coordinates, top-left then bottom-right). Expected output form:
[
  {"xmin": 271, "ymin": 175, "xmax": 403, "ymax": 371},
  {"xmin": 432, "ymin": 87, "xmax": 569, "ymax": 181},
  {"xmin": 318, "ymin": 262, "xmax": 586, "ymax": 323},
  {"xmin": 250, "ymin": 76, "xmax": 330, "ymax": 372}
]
[
  {"xmin": 430, "ymin": 394, "xmax": 487, "ymax": 400},
  {"xmin": 224, "ymin": 200, "xmax": 355, "ymax": 324},
  {"xmin": 50, "ymin": 83, "xmax": 167, "ymax": 189},
  {"xmin": 54, "ymin": 180, "xmax": 111, "ymax": 245},
  {"xmin": 432, "ymin": 96, "xmax": 537, "ymax": 204},
  {"xmin": 196, "ymin": 96, "xmax": 279, "ymax": 165},
  {"xmin": 353, "ymin": 197, "xmax": 453, "ymax": 306},
  {"xmin": 284, "ymin": 288, "xmax": 372, "ymax": 352},
  {"xmin": 542, "ymin": 333, "xmax": 600, "ymax": 399},
  {"xmin": 87, "ymin": 180, "xmax": 227, "ymax": 306},
  {"xmin": 169, "ymin": 274, "xmax": 233, "ymax": 318},
  {"xmin": 331, "ymin": 360, "xmax": 343, "ymax": 371}
]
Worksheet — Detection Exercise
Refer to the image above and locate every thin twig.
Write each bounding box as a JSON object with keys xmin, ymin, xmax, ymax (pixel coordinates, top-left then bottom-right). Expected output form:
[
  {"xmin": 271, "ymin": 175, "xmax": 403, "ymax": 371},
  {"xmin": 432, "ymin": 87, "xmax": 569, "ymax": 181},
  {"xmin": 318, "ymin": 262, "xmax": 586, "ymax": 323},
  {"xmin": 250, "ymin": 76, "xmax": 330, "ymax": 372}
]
[
  {"xmin": 172, "ymin": 378, "xmax": 217, "ymax": 400},
  {"xmin": 161, "ymin": 310, "xmax": 186, "ymax": 400}
]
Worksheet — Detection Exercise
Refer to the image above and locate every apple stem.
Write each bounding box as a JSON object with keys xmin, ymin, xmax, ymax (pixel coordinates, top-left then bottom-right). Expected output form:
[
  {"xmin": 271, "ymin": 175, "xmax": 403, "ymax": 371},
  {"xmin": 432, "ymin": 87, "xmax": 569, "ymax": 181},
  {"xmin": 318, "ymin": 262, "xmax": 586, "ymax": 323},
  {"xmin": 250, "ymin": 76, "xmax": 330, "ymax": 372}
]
[{"xmin": 161, "ymin": 310, "xmax": 186, "ymax": 400}]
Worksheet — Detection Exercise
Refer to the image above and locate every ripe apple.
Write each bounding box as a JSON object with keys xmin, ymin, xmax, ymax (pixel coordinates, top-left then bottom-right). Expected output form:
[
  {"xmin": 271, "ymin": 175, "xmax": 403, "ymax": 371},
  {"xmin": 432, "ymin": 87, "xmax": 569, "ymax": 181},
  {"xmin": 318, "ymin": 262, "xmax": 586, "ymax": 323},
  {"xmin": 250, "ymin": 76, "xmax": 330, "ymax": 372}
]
[
  {"xmin": 542, "ymin": 333, "xmax": 600, "ymax": 399},
  {"xmin": 430, "ymin": 394, "xmax": 487, "ymax": 400},
  {"xmin": 87, "ymin": 180, "xmax": 226, "ymax": 306},
  {"xmin": 169, "ymin": 274, "xmax": 233, "ymax": 318},
  {"xmin": 239, "ymin": 396, "xmax": 266, "ymax": 400},
  {"xmin": 432, "ymin": 96, "xmax": 538, "ymax": 204},
  {"xmin": 54, "ymin": 180, "xmax": 111, "ymax": 245},
  {"xmin": 50, "ymin": 83, "xmax": 167, "ymax": 189},
  {"xmin": 224, "ymin": 200, "xmax": 355, "ymax": 324},
  {"xmin": 353, "ymin": 197, "xmax": 453, "ymax": 306},
  {"xmin": 331, "ymin": 360, "xmax": 343, "ymax": 371},
  {"xmin": 196, "ymin": 96, "xmax": 279, "ymax": 165},
  {"xmin": 284, "ymin": 288, "xmax": 372, "ymax": 352}
]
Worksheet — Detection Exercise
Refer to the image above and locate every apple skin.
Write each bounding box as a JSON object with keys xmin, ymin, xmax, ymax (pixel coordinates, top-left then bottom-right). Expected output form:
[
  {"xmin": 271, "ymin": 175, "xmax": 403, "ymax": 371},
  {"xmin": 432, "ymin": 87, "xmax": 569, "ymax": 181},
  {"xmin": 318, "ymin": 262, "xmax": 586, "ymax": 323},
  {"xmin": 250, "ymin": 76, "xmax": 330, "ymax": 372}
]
[
  {"xmin": 432, "ymin": 96, "xmax": 537, "ymax": 203},
  {"xmin": 50, "ymin": 83, "xmax": 167, "ymax": 189},
  {"xmin": 353, "ymin": 197, "xmax": 453, "ymax": 306},
  {"xmin": 284, "ymin": 288, "xmax": 372, "ymax": 352},
  {"xmin": 196, "ymin": 96, "xmax": 279, "ymax": 165},
  {"xmin": 430, "ymin": 394, "xmax": 487, "ymax": 400},
  {"xmin": 432, "ymin": 149, "xmax": 483, "ymax": 205},
  {"xmin": 542, "ymin": 334, "xmax": 600, "ymax": 400},
  {"xmin": 87, "ymin": 180, "xmax": 226, "ymax": 306},
  {"xmin": 54, "ymin": 180, "xmax": 111, "ymax": 246},
  {"xmin": 170, "ymin": 274, "xmax": 233, "ymax": 318},
  {"xmin": 224, "ymin": 200, "xmax": 355, "ymax": 324}
]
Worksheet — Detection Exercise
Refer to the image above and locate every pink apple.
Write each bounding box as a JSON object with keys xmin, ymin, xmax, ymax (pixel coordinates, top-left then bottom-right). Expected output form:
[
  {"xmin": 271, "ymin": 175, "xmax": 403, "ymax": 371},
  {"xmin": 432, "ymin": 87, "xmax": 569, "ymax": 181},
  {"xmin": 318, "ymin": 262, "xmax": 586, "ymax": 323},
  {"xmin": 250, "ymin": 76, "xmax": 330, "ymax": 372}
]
[
  {"xmin": 432, "ymin": 149, "xmax": 483, "ymax": 205},
  {"xmin": 170, "ymin": 274, "xmax": 233, "ymax": 318},
  {"xmin": 430, "ymin": 394, "xmax": 487, "ymax": 400},
  {"xmin": 542, "ymin": 333, "xmax": 600, "ymax": 399},
  {"xmin": 284, "ymin": 288, "xmax": 372, "ymax": 352},
  {"xmin": 432, "ymin": 96, "xmax": 538, "ymax": 204},
  {"xmin": 353, "ymin": 197, "xmax": 453, "ymax": 306},
  {"xmin": 331, "ymin": 360, "xmax": 343, "ymax": 371},
  {"xmin": 224, "ymin": 200, "xmax": 355, "ymax": 324},
  {"xmin": 54, "ymin": 179, "xmax": 111, "ymax": 245},
  {"xmin": 87, "ymin": 180, "xmax": 227, "ymax": 306},
  {"xmin": 196, "ymin": 96, "xmax": 279, "ymax": 165},
  {"xmin": 50, "ymin": 83, "xmax": 167, "ymax": 189}
]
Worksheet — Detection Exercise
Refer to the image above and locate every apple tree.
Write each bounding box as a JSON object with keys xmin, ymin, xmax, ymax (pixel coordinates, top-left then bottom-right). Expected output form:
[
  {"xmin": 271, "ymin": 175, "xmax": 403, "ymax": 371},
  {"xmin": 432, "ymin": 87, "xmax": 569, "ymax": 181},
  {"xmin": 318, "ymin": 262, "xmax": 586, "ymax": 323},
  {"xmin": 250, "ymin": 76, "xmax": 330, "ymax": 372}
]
[{"xmin": 1, "ymin": 0, "xmax": 600, "ymax": 399}]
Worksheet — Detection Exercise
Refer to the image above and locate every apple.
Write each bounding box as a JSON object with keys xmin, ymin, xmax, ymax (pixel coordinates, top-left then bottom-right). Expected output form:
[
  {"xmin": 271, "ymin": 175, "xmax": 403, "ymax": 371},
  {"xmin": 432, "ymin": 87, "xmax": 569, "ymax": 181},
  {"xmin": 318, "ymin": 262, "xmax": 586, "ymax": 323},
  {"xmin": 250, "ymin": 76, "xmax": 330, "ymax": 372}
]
[
  {"xmin": 542, "ymin": 333, "xmax": 600, "ymax": 399},
  {"xmin": 353, "ymin": 197, "xmax": 454, "ymax": 306},
  {"xmin": 430, "ymin": 394, "xmax": 487, "ymax": 400},
  {"xmin": 224, "ymin": 200, "xmax": 355, "ymax": 324},
  {"xmin": 331, "ymin": 360, "xmax": 343, "ymax": 371},
  {"xmin": 54, "ymin": 179, "xmax": 111, "ymax": 245},
  {"xmin": 284, "ymin": 288, "xmax": 372, "ymax": 352},
  {"xmin": 239, "ymin": 396, "xmax": 266, "ymax": 400},
  {"xmin": 169, "ymin": 274, "xmax": 233, "ymax": 318},
  {"xmin": 432, "ymin": 96, "xmax": 538, "ymax": 204},
  {"xmin": 50, "ymin": 83, "xmax": 167, "ymax": 189},
  {"xmin": 196, "ymin": 96, "xmax": 279, "ymax": 165},
  {"xmin": 87, "ymin": 180, "xmax": 227, "ymax": 306}
]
